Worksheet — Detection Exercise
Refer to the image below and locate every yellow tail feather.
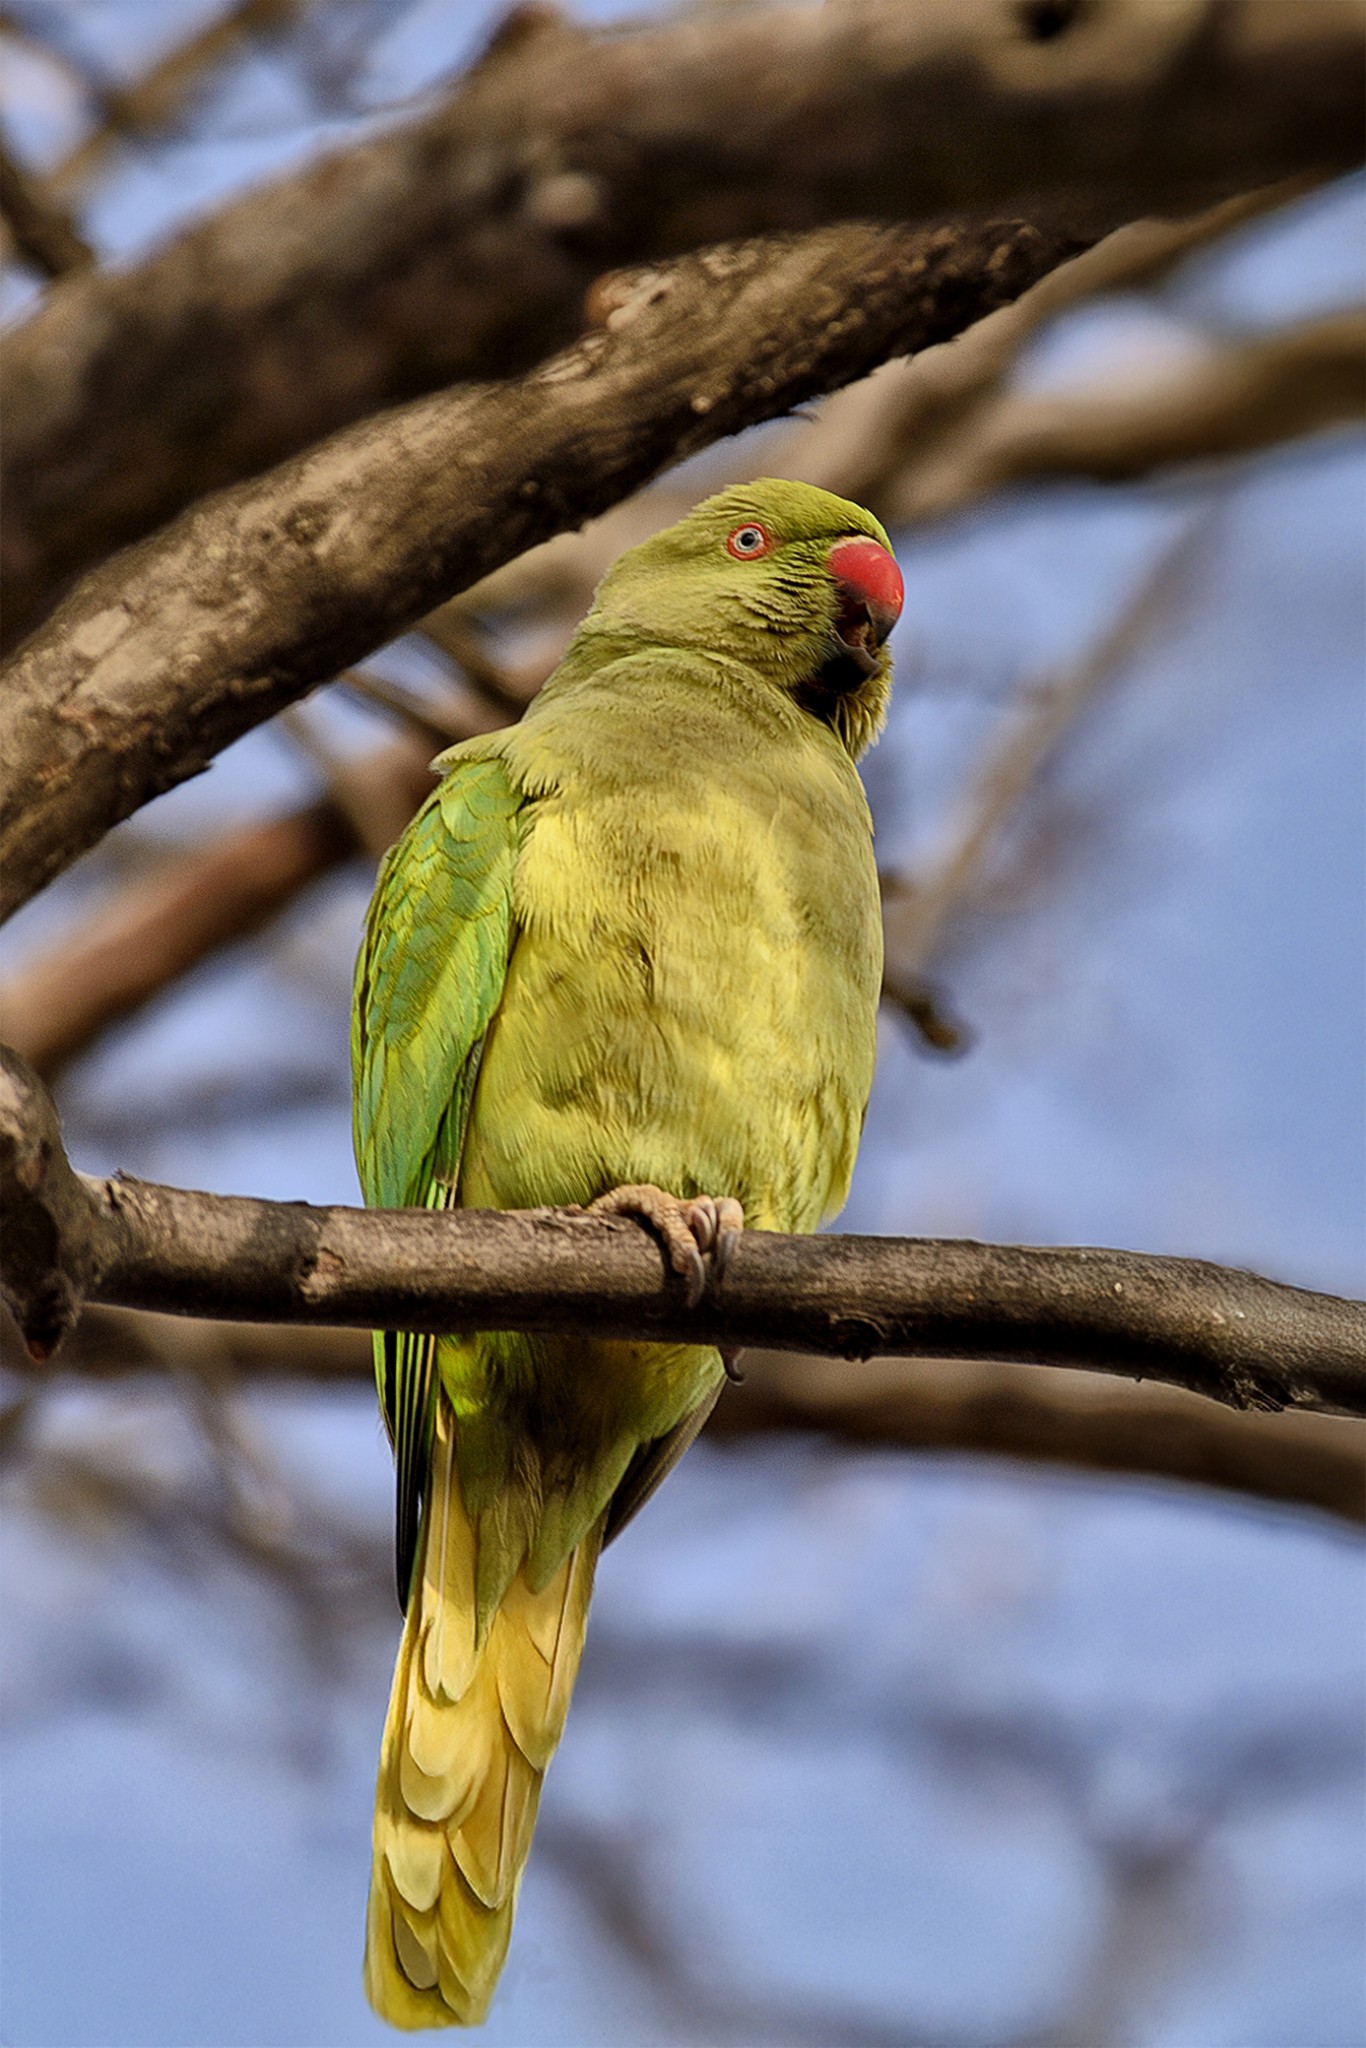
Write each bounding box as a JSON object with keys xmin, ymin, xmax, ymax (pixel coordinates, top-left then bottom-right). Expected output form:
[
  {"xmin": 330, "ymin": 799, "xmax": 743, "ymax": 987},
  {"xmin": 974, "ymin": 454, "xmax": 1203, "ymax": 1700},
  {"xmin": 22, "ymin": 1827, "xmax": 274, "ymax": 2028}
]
[{"xmin": 365, "ymin": 1397, "xmax": 600, "ymax": 2028}]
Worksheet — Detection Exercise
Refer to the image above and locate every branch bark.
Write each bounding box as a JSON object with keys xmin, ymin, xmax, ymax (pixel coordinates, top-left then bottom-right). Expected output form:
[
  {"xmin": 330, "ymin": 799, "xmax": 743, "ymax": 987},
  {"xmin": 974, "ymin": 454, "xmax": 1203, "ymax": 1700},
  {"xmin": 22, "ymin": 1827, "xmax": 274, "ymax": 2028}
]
[
  {"xmin": 4, "ymin": 0, "xmax": 1362, "ymax": 642},
  {"xmin": 0, "ymin": 217, "xmax": 1082, "ymax": 924},
  {"xmin": 2, "ymin": 1048, "xmax": 1362, "ymax": 1413}
]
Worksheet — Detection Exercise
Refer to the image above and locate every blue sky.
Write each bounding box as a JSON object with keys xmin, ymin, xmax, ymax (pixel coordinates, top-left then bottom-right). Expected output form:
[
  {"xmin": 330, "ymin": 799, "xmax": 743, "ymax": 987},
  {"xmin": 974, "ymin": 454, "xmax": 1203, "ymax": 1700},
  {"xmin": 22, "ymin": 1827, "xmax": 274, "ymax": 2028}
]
[{"xmin": 1, "ymin": 9, "xmax": 1363, "ymax": 2045}]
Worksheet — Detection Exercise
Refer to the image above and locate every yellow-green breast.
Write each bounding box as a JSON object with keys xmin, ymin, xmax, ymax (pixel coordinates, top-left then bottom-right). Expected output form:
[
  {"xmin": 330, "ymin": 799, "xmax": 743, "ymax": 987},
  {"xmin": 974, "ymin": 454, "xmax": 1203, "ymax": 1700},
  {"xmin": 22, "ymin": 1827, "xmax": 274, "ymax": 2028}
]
[{"xmin": 455, "ymin": 645, "xmax": 882, "ymax": 1237}]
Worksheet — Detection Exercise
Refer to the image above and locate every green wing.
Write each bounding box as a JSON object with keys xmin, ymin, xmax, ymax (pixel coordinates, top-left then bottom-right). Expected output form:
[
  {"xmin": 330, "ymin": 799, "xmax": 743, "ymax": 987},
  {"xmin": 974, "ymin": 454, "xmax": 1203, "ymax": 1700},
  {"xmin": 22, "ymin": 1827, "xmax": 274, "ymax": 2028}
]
[{"xmin": 352, "ymin": 750, "xmax": 522, "ymax": 1603}]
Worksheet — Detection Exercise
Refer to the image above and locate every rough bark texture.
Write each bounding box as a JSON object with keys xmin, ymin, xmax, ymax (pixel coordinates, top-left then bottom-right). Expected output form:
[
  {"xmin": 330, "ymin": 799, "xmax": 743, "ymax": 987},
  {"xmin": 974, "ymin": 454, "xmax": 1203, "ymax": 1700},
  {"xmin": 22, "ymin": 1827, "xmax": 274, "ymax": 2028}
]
[
  {"xmin": 4, "ymin": 0, "xmax": 1363, "ymax": 642},
  {"xmin": 3, "ymin": 1049, "xmax": 1363, "ymax": 1412},
  {"xmin": 0, "ymin": 218, "xmax": 1080, "ymax": 923}
]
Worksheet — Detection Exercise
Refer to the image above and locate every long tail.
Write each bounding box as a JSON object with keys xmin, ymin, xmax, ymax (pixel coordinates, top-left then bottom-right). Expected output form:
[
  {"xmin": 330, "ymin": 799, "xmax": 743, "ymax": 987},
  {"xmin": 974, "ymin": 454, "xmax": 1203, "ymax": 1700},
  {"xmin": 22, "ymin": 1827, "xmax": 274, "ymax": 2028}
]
[{"xmin": 365, "ymin": 1395, "xmax": 600, "ymax": 2028}]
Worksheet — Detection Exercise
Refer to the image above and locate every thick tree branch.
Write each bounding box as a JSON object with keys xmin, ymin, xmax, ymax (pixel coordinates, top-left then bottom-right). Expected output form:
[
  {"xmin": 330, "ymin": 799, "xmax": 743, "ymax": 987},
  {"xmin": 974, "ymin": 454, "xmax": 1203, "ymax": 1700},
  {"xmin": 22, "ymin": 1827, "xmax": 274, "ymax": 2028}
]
[
  {"xmin": 3, "ymin": 0, "xmax": 1362, "ymax": 642},
  {"xmin": 2, "ymin": 1049, "xmax": 1362, "ymax": 1412},
  {"xmin": 397, "ymin": 191, "xmax": 1310, "ymax": 639},
  {"xmin": 0, "ymin": 217, "xmax": 1083, "ymax": 924}
]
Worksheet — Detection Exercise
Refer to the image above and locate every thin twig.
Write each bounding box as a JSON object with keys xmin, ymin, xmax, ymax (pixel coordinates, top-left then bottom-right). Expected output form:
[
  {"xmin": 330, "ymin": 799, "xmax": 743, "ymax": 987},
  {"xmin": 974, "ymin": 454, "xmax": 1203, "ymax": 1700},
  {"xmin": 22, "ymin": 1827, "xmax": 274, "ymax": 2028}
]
[{"xmin": 334, "ymin": 669, "xmax": 481, "ymax": 748}]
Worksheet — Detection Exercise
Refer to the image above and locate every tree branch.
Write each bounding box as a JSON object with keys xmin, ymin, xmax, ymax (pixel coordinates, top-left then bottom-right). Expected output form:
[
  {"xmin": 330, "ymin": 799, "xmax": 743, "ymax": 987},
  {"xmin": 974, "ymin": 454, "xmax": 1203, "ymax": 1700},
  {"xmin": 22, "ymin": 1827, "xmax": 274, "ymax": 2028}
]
[
  {"xmin": 2, "ymin": 1048, "xmax": 1362, "ymax": 1412},
  {"xmin": 0, "ymin": 132, "xmax": 93, "ymax": 280},
  {"xmin": 0, "ymin": 737, "xmax": 446, "ymax": 1081},
  {"xmin": 883, "ymin": 306, "xmax": 1366, "ymax": 523},
  {"xmin": 378, "ymin": 190, "xmax": 1312, "ymax": 650},
  {"xmin": 3, "ymin": 0, "xmax": 1361, "ymax": 641},
  {"xmin": 713, "ymin": 1352, "xmax": 1366, "ymax": 1526},
  {"xmin": 0, "ymin": 217, "xmax": 1083, "ymax": 924}
]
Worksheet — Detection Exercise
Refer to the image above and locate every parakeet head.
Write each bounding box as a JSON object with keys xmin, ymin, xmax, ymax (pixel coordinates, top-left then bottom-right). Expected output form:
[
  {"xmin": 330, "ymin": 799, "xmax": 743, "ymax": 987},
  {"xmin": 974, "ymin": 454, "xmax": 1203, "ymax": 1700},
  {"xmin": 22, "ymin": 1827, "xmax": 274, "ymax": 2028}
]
[{"xmin": 573, "ymin": 479, "xmax": 903, "ymax": 759}]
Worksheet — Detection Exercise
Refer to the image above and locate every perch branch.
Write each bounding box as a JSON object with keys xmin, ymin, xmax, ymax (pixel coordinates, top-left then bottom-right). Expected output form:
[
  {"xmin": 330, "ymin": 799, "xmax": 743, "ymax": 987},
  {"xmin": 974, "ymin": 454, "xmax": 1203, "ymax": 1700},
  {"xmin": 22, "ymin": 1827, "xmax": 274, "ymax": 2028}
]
[
  {"xmin": 4, "ymin": 0, "xmax": 1362, "ymax": 641},
  {"xmin": 2, "ymin": 1048, "xmax": 1362, "ymax": 1412}
]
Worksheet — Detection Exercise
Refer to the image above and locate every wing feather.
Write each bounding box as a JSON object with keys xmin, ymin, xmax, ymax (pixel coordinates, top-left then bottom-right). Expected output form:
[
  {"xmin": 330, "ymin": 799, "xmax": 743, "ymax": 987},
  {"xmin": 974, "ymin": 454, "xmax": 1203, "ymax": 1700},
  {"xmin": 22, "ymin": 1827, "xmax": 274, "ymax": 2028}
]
[{"xmin": 352, "ymin": 752, "xmax": 522, "ymax": 1602}]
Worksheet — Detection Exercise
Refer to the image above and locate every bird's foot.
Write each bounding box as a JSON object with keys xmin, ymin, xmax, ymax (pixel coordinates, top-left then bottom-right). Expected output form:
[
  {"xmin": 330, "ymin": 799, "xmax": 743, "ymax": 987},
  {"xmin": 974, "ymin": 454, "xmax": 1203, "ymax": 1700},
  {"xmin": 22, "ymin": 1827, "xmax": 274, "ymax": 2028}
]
[{"xmin": 588, "ymin": 1184, "xmax": 744, "ymax": 1309}]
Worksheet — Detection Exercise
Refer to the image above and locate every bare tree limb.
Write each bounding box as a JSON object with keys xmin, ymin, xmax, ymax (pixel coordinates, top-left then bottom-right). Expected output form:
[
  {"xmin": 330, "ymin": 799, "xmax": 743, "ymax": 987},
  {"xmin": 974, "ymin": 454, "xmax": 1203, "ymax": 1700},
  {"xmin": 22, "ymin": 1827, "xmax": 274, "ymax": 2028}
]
[
  {"xmin": 4, "ymin": 0, "xmax": 1362, "ymax": 642},
  {"xmin": 2, "ymin": 1048, "xmax": 1362, "ymax": 1410},
  {"xmin": 788, "ymin": 187, "xmax": 1300, "ymax": 504},
  {"xmin": 0, "ymin": 217, "xmax": 1084, "ymax": 924},
  {"xmin": 0, "ymin": 132, "xmax": 93, "ymax": 279}
]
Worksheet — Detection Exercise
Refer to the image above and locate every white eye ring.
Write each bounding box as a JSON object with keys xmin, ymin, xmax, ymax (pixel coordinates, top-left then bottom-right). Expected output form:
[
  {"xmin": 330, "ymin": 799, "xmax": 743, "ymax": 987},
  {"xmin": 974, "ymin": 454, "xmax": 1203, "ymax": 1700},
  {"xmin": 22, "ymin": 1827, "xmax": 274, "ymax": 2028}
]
[{"xmin": 726, "ymin": 522, "xmax": 772, "ymax": 560}]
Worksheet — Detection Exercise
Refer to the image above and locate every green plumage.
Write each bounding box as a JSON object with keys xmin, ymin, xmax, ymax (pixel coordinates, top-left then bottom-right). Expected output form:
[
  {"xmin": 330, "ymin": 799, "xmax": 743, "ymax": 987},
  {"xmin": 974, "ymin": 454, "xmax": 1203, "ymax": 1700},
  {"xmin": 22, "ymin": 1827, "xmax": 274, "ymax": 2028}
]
[
  {"xmin": 353, "ymin": 760, "xmax": 521, "ymax": 1599},
  {"xmin": 353, "ymin": 479, "xmax": 899, "ymax": 2027}
]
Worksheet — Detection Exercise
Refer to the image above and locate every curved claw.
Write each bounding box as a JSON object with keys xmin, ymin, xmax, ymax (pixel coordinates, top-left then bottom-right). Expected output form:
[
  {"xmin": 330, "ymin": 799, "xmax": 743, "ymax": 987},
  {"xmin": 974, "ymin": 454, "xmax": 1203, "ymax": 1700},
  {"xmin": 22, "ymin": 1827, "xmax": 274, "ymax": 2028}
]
[
  {"xmin": 588, "ymin": 1184, "xmax": 745, "ymax": 1311},
  {"xmin": 710, "ymin": 1198, "xmax": 744, "ymax": 1286}
]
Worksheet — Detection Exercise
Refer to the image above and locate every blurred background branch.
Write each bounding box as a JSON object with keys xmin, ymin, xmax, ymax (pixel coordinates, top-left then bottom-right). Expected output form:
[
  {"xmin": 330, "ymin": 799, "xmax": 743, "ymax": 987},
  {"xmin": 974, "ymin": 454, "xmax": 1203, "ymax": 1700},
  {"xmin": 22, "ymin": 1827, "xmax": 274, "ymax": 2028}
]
[
  {"xmin": 8, "ymin": 1305, "xmax": 1361, "ymax": 1528},
  {"xmin": 0, "ymin": 124, "xmax": 91, "ymax": 275}
]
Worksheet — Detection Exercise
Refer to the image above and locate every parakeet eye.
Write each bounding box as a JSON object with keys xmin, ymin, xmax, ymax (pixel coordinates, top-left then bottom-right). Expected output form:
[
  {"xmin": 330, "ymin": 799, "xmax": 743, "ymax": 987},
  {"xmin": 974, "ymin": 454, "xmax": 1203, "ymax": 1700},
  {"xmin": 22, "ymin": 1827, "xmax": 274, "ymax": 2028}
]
[{"xmin": 726, "ymin": 523, "xmax": 772, "ymax": 560}]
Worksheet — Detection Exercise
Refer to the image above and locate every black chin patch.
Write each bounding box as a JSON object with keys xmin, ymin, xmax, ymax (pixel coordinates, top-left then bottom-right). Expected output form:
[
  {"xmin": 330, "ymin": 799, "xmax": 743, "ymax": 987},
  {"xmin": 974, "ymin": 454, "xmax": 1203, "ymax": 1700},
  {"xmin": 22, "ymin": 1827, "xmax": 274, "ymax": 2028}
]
[
  {"xmin": 819, "ymin": 638, "xmax": 877, "ymax": 692},
  {"xmin": 796, "ymin": 632, "xmax": 877, "ymax": 718},
  {"xmin": 794, "ymin": 658, "xmax": 856, "ymax": 726}
]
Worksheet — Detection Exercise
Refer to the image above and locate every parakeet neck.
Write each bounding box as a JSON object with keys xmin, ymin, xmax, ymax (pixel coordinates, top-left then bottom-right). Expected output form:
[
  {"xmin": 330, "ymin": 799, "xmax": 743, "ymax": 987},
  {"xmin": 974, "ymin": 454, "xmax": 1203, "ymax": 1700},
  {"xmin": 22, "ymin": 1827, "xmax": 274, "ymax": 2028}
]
[{"xmin": 543, "ymin": 621, "xmax": 887, "ymax": 764}]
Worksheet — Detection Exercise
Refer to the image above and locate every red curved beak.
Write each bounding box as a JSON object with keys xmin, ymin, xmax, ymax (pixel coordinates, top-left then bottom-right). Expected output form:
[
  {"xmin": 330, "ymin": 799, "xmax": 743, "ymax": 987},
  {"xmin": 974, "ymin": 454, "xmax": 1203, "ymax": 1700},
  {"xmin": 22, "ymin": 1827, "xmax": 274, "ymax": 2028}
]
[{"xmin": 825, "ymin": 536, "xmax": 904, "ymax": 674}]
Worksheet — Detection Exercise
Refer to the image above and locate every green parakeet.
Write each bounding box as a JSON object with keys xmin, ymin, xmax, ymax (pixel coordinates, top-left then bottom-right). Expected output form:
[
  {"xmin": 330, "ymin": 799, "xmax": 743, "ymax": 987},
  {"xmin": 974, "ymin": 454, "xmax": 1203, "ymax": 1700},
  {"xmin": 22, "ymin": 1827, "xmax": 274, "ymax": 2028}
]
[{"xmin": 351, "ymin": 478, "xmax": 903, "ymax": 2027}]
